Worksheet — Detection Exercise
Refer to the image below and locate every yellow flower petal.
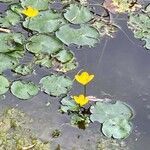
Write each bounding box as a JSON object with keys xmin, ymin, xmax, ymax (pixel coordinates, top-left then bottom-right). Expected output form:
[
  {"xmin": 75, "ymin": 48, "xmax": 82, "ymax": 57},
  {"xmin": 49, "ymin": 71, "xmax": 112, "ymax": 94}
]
[
  {"xmin": 73, "ymin": 94, "xmax": 89, "ymax": 107},
  {"xmin": 75, "ymin": 71, "xmax": 94, "ymax": 85},
  {"xmin": 22, "ymin": 6, "xmax": 39, "ymax": 18}
]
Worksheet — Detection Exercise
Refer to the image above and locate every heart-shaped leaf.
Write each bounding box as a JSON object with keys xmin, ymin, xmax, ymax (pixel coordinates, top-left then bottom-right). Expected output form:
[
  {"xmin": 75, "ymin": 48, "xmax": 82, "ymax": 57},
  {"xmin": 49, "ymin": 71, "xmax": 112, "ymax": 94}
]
[
  {"xmin": 20, "ymin": 0, "xmax": 50, "ymax": 10},
  {"xmin": 0, "ymin": 75, "xmax": 9, "ymax": 95},
  {"xmin": 102, "ymin": 118, "xmax": 132, "ymax": 139},
  {"xmin": 90, "ymin": 101, "xmax": 134, "ymax": 123},
  {"xmin": 56, "ymin": 24, "xmax": 100, "ymax": 46},
  {"xmin": 40, "ymin": 74, "xmax": 73, "ymax": 97},
  {"xmin": 60, "ymin": 96, "xmax": 79, "ymax": 113},
  {"xmin": 64, "ymin": 4, "xmax": 93, "ymax": 24},
  {"xmin": 26, "ymin": 34, "xmax": 63, "ymax": 54},
  {"xmin": 11, "ymin": 81, "xmax": 39, "ymax": 100},
  {"xmin": 23, "ymin": 10, "xmax": 66, "ymax": 33}
]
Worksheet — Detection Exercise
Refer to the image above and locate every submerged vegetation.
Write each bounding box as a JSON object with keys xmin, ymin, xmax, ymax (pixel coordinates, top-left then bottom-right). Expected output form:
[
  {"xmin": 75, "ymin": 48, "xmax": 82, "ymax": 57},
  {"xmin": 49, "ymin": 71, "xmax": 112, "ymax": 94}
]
[
  {"xmin": 0, "ymin": 0, "xmax": 149, "ymax": 148},
  {"xmin": 0, "ymin": 108, "xmax": 50, "ymax": 149}
]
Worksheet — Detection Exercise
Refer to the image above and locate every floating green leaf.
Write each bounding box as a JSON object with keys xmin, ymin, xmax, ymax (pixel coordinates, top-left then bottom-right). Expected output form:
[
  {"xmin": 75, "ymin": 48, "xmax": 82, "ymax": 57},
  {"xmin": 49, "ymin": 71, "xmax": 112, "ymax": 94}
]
[
  {"xmin": 34, "ymin": 54, "xmax": 53, "ymax": 68},
  {"xmin": 0, "ymin": 10, "xmax": 21, "ymax": 28},
  {"xmin": 102, "ymin": 118, "xmax": 132, "ymax": 139},
  {"xmin": 0, "ymin": 33, "xmax": 25, "ymax": 73},
  {"xmin": 90, "ymin": 101, "xmax": 133, "ymax": 123},
  {"xmin": 71, "ymin": 114, "xmax": 90, "ymax": 128},
  {"xmin": 53, "ymin": 58, "xmax": 78, "ymax": 73},
  {"xmin": 40, "ymin": 74, "xmax": 73, "ymax": 97},
  {"xmin": 13, "ymin": 64, "xmax": 33, "ymax": 76},
  {"xmin": 60, "ymin": 96, "xmax": 79, "ymax": 113},
  {"xmin": 0, "ymin": 75, "xmax": 9, "ymax": 95},
  {"xmin": 35, "ymin": 50, "xmax": 77, "ymax": 72},
  {"xmin": 56, "ymin": 24, "xmax": 100, "ymax": 46},
  {"xmin": 11, "ymin": 81, "xmax": 39, "ymax": 100},
  {"xmin": 64, "ymin": 4, "xmax": 93, "ymax": 24},
  {"xmin": 23, "ymin": 10, "xmax": 66, "ymax": 33},
  {"xmin": 0, "ymin": 0, "xmax": 17, "ymax": 2},
  {"xmin": 53, "ymin": 49, "xmax": 74, "ymax": 63},
  {"xmin": 0, "ymin": 32, "xmax": 24, "ymax": 53},
  {"xmin": 26, "ymin": 34, "xmax": 63, "ymax": 55},
  {"xmin": 20, "ymin": 0, "xmax": 50, "ymax": 10},
  {"xmin": 128, "ymin": 5, "xmax": 150, "ymax": 49}
]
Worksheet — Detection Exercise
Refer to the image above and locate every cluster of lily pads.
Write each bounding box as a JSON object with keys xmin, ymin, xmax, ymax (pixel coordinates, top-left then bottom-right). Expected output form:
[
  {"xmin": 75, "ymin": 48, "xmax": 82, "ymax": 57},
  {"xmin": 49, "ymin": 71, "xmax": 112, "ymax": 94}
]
[
  {"xmin": 60, "ymin": 71, "xmax": 134, "ymax": 139},
  {"xmin": 0, "ymin": 73, "xmax": 73, "ymax": 99},
  {"xmin": 0, "ymin": 0, "xmax": 149, "ymax": 141},
  {"xmin": 128, "ymin": 4, "xmax": 150, "ymax": 50},
  {"xmin": 0, "ymin": 0, "xmax": 118, "ymax": 100}
]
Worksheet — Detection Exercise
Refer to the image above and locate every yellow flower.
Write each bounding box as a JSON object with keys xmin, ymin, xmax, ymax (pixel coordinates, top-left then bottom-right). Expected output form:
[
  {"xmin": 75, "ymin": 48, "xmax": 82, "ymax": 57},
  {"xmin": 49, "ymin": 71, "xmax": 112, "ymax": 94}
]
[
  {"xmin": 22, "ymin": 6, "xmax": 39, "ymax": 18},
  {"xmin": 73, "ymin": 94, "xmax": 89, "ymax": 107},
  {"xmin": 75, "ymin": 71, "xmax": 94, "ymax": 85}
]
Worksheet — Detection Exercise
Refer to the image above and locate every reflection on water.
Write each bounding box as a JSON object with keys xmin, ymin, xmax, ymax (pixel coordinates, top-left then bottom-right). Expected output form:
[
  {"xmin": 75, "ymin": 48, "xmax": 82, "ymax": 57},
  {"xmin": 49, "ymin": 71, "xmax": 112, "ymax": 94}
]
[{"xmin": 0, "ymin": 1, "xmax": 150, "ymax": 150}]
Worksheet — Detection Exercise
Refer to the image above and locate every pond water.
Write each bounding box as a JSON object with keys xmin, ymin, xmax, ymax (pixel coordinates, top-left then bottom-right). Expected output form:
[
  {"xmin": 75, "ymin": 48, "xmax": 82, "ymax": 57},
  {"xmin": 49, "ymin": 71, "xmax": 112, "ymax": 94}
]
[{"xmin": 0, "ymin": 1, "xmax": 150, "ymax": 150}]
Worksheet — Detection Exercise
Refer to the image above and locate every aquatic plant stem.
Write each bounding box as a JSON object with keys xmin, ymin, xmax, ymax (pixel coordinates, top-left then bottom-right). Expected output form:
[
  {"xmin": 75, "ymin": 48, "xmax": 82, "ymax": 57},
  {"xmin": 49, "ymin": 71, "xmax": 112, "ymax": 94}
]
[{"xmin": 84, "ymin": 85, "xmax": 87, "ymax": 96}]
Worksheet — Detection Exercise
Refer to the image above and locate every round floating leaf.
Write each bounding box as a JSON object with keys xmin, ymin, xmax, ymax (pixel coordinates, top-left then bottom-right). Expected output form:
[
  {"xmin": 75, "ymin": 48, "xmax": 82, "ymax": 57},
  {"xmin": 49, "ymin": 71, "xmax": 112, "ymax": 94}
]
[
  {"xmin": 23, "ymin": 10, "xmax": 66, "ymax": 33},
  {"xmin": 0, "ymin": 33, "xmax": 25, "ymax": 73},
  {"xmin": 0, "ymin": 75, "xmax": 9, "ymax": 95},
  {"xmin": 35, "ymin": 54, "xmax": 53, "ymax": 68},
  {"xmin": 53, "ymin": 59, "xmax": 78, "ymax": 73},
  {"xmin": 53, "ymin": 49, "xmax": 74, "ymax": 63},
  {"xmin": 64, "ymin": 4, "xmax": 93, "ymax": 24},
  {"xmin": 13, "ymin": 64, "xmax": 33, "ymax": 76},
  {"xmin": 0, "ymin": 10, "xmax": 21, "ymax": 28},
  {"xmin": 0, "ymin": 32, "xmax": 25, "ymax": 53},
  {"xmin": 90, "ymin": 101, "xmax": 134, "ymax": 123},
  {"xmin": 26, "ymin": 34, "xmax": 63, "ymax": 55},
  {"xmin": 40, "ymin": 74, "xmax": 73, "ymax": 97},
  {"xmin": 20, "ymin": 0, "xmax": 50, "ymax": 10},
  {"xmin": 11, "ymin": 81, "xmax": 39, "ymax": 100},
  {"xmin": 102, "ymin": 118, "xmax": 132, "ymax": 139},
  {"xmin": 0, "ymin": 54, "xmax": 18, "ymax": 73},
  {"xmin": 60, "ymin": 96, "xmax": 79, "ymax": 113},
  {"xmin": 56, "ymin": 24, "xmax": 100, "ymax": 46}
]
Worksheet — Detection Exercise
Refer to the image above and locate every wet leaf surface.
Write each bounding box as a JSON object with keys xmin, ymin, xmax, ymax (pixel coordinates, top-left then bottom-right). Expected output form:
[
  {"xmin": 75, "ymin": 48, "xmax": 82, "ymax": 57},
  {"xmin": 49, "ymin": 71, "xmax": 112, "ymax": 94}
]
[
  {"xmin": 11, "ymin": 81, "xmax": 39, "ymax": 100},
  {"xmin": 40, "ymin": 74, "xmax": 73, "ymax": 97}
]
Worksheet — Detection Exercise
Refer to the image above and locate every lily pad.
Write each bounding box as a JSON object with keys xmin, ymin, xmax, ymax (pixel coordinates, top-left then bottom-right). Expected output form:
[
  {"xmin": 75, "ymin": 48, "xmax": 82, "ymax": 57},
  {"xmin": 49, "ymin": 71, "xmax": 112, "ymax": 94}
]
[
  {"xmin": 53, "ymin": 49, "xmax": 74, "ymax": 63},
  {"xmin": 11, "ymin": 81, "xmax": 39, "ymax": 100},
  {"xmin": 64, "ymin": 4, "xmax": 93, "ymax": 24},
  {"xmin": 0, "ymin": 33, "xmax": 25, "ymax": 73},
  {"xmin": 90, "ymin": 101, "xmax": 134, "ymax": 123},
  {"xmin": 0, "ymin": 0, "xmax": 17, "ymax": 2},
  {"xmin": 13, "ymin": 64, "xmax": 33, "ymax": 76},
  {"xmin": 20, "ymin": 0, "xmax": 50, "ymax": 10},
  {"xmin": 0, "ymin": 10, "xmax": 21, "ymax": 28},
  {"xmin": 0, "ymin": 75, "xmax": 9, "ymax": 95},
  {"xmin": 26, "ymin": 34, "xmax": 63, "ymax": 54},
  {"xmin": 56, "ymin": 24, "xmax": 100, "ymax": 46},
  {"xmin": 128, "ymin": 5, "xmax": 150, "ymax": 49},
  {"xmin": 60, "ymin": 96, "xmax": 79, "ymax": 113},
  {"xmin": 71, "ymin": 114, "xmax": 90, "ymax": 128},
  {"xmin": 0, "ymin": 54, "xmax": 18, "ymax": 73},
  {"xmin": 53, "ymin": 58, "xmax": 78, "ymax": 72},
  {"xmin": 23, "ymin": 10, "xmax": 66, "ymax": 33},
  {"xmin": 0, "ymin": 32, "xmax": 25, "ymax": 53},
  {"xmin": 34, "ymin": 54, "xmax": 53, "ymax": 68},
  {"xmin": 102, "ymin": 118, "xmax": 132, "ymax": 139},
  {"xmin": 40, "ymin": 74, "xmax": 73, "ymax": 97}
]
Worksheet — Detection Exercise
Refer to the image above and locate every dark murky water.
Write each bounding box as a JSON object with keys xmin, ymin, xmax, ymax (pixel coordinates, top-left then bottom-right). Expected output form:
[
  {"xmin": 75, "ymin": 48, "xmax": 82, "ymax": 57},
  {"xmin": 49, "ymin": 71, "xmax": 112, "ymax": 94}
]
[{"xmin": 0, "ymin": 1, "xmax": 150, "ymax": 150}]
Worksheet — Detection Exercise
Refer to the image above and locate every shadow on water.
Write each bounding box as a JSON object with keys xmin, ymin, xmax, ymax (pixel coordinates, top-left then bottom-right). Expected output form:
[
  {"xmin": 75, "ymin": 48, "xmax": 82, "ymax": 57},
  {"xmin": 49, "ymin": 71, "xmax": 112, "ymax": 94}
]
[{"xmin": 0, "ymin": 1, "xmax": 150, "ymax": 150}]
